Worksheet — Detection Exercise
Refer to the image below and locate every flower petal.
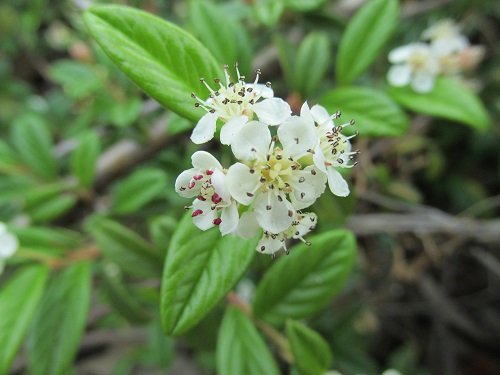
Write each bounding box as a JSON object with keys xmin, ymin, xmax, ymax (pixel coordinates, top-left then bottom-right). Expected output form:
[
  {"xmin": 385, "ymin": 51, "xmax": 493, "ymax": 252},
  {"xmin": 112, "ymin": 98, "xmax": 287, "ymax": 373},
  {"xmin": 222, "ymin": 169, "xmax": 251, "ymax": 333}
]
[
  {"xmin": 232, "ymin": 211, "xmax": 261, "ymax": 240},
  {"xmin": 190, "ymin": 112, "xmax": 218, "ymax": 144},
  {"xmin": 192, "ymin": 200, "xmax": 217, "ymax": 231},
  {"xmin": 253, "ymin": 192, "xmax": 294, "ymax": 233},
  {"xmin": 387, "ymin": 64, "xmax": 412, "ymax": 87},
  {"xmin": 288, "ymin": 166, "xmax": 327, "ymax": 209},
  {"xmin": 175, "ymin": 168, "xmax": 200, "ymax": 198},
  {"xmin": 0, "ymin": 233, "xmax": 18, "ymax": 258},
  {"xmin": 310, "ymin": 104, "xmax": 332, "ymax": 127},
  {"xmin": 411, "ymin": 71, "xmax": 436, "ymax": 93},
  {"xmin": 278, "ymin": 116, "xmax": 318, "ymax": 158},
  {"xmin": 313, "ymin": 144, "xmax": 327, "ymax": 173},
  {"xmin": 219, "ymin": 202, "xmax": 239, "ymax": 236},
  {"xmin": 211, "ymin": 169, "xmax": 230, "ymax": 202},
  {"xmin": 220, "ymin": 115, "xmax": 249, "ymax": 145},
  {"xmin": 299, "ymin": 101, "xmax": 315, "ymax": 127},
  {"xmin": 231, "ymin": 121, "xmax": 271, "ymax": 161},
  {"xmin": 293, "ymin": 212, "xmax": 317, "ymax": 238},
  {"xmin": 247, "ymin": 83, "xmax": 274, "ymax": 99},
  {"xmin": 226, "ymin": 163, "xmax": 261, "ymax": 205},
  {"xmin": 327, "ymin": 167, "xmax": 350, "ymax": 197},
  {"xmin": 253, "ymin": 98, "xmax": 291, "ymax": 126},
  {"xmin": 257, "ymin": 235, "xmax": 284, "ymax": 254},
  {"xmin": 388, "ymin": 45, "xmax": 415, "ymax": 63},
  {"xmin": 191, "ymin": 150, "xmax": 223, "ymax": 171}
]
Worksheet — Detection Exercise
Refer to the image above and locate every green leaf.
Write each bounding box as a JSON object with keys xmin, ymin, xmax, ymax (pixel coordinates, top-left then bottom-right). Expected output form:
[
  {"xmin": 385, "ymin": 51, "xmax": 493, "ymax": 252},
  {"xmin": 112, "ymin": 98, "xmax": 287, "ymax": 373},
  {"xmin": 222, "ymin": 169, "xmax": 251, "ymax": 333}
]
[
  {"xmin": 336, "ymin": 0, "xmax": 399, "ymax": 85},
  {"xmin": 70, "ymin": 131, "xmax": 101, "ymax": 188},
  {"xmin": 88, "ymin": 217, "xmax": 162, "ymax": 277},
  {"xmin": 387, "ymin": 77, "xmax": 490, "ymax": 130},
  {"xmin": 285, "ymin": 0, "xmax": 325, "ymax": 12},
  {"xmin": 0, "ymin": 266, "xmax": 49, "ymax": 375},
  {"xmin": 254, "ymin": 0, "xmax": 285, "ymax": 27},
  {"xmin": 287, "ymin": 320, "xmax": 333, "ymax": 375},
  {"xmin": 49, "ymin": 60, "xmax": 102, "ymax": 99},
  {"xmin": 274, "ymin": 35, "xmax": 296, "ymax": 91},
  {"xmin": 294, "ymin": 32, "xmax": 331, "ymax": 98},
  {"xmin": 84, "ymin": 5, "xmax": 222, "ymax": 122},
  {"xmin": 253, "ymin": 230, "xmax": 356, "ymax": 326},
  {"xmin": 27, "ymin": 262, "xmax": 91, "ymax": 375},
  {"xmin": 319, "ymin": 86, "xmax": 409, "ymax": 137},
  {"xmin": 112, "ymin": 168, "xmax": 167, "ymax": 214},
  {"xmin": 161, "ymin": 212, "xmax": 257, "ymax": 336},
  {"xmin": 189, "ymin": 0, "xmax": 253, "ymax": 73},
  {"xmin": 10, "ymin": 113, "xmax": 57, "ymax": 180},
  {"xmin": 28, "ymin": 194, "xmax": 77, "ymax": 223},
  {"xmin": 217, "ymin": 307, "xmax": 280, "ymax": 375}
]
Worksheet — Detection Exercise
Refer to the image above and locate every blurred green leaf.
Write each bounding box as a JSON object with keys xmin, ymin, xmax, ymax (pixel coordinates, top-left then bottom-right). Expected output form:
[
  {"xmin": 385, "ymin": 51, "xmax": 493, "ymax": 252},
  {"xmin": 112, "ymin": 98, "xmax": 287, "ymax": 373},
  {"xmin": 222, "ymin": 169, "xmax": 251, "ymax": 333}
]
[
  {"xmin": 274, "ymin": 34, "xmax": 296, "ymax": 91},
  {"xmin": 336, "ymin": 0, "xmax": 399, "ymax": 85},
  {"xmin": 49, "ymin": 60, "xmax": 102, "ymax": 99},
  {"xmin": 287, "ymin": 320, "xmax": 333, "ymax": 375},
  {"xmin": 388, "ymin": 77, "xmax": 490, "ymax": 130},
  {"xmin": 285, "ymin": 0, "xmax": 325, "ymax": 11},
  {"xmin": 253, "ymin": 230, "xmax": 356, "ymax": 326},
  {"xmin": 27, "ymin": 262, "xmax": 91, "ymax": 375},
  {"xmin": 294, "ymin": 32, "xmax": 331, "ymax": 98},
  {"xmin": 28, "ymin": 194, "xmax": 77, "ymax": 223},
  {"xmin": 84, "ymin": 5, "xmax": 222, "ymax": 122},
  {"xmin": 189, "ymin": 0, "xmax": 252, "ymax": 73},
  {"xmin": 10, "ymin": 113, "xmax": 56, "ymax": 180},
  {"xmin": 217, "ymin": 307, "xmax": 280, "ymax": 375},
  {"xmin": 254, "ymin": 0, "xmax": 285, "ymax": 27},
  {"xmin": 70, "ymin": 131, "xmax": 101, "ymax": 188},
  {"xmin": 112, "ymin": 168, "xmax": 167, "ymax": 214},
  {"xmin": 149, "ymin": 215, "xmax": 178, "ymax": 250},
  {"xmin": 161, "ymin": 212, "xmax": 257, "ymax": 336},
  {"xmin": 0, "ymin": 266, "xmax": 49, "ymax": 375},
  {"xmin": 319, "ymin": 86, "xmax": 409, "ymax": 137},
  {"xmin": 109, "ymin": 97, "xmax": 142, "ymax": 128},
  {"xmin": 88, "ymin": 218, "xmax": 162, "ymax": 277}
]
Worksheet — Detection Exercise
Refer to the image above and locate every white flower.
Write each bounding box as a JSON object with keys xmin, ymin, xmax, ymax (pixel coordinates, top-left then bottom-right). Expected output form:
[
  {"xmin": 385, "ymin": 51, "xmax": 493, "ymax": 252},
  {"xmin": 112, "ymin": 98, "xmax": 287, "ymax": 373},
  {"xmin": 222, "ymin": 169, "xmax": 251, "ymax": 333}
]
[
  {"xmin": 387, "ymin": 43, "xmax": 439, "ymax": 93},
  {"xmin": 0, "ymin": 223, "xmax": 19, "ymax": 274},
  {"xmin": 422, "ymin": 19, "xmax": 468, "ymax": 53},
  {"xmin": 190, "ymin": 63, "xmax": 291, "ymax": 145},
  {"xmin": 226, "ymin": 120, "xmax": 326, "ymax": 234},
  {"xmin": 292, "ymin": 102, "xmax": 358, "ymax": 197},
  {"xmin": 175, "ymin": 151, "xmax": 239, "ymax": 235}
]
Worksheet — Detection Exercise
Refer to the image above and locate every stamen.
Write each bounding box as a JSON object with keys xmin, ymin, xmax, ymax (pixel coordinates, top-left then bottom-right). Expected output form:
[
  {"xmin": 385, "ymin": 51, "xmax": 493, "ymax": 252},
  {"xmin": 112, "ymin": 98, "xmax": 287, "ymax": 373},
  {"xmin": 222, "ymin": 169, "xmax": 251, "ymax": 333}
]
[
  {"xmin": 192, "ymin": 209, "xmax": 203, "ymax": 217},
  {"xmin": 213, "ymin": 218, "xmax": 222, "ymax": 225}
]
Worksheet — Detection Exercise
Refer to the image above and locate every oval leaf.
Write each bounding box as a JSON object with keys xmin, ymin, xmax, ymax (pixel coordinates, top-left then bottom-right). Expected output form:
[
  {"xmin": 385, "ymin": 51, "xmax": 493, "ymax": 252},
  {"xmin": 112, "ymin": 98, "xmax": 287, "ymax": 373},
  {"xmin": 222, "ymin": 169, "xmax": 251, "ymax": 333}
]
[
  {"xmin": 0, "ymin": 266, "xmax": 49, "ymax": 375},
  {"xmin": 217, "ymin": 307, "xmax": 280, "ymax": 375},
  {"xmin": 253, "ymin": 230, "xmax": 356, "ymax": 326},
  {"xmin": 387, "ymin": 77, "xmax": 490, "ymax": 131},
  {"xmin": 254, "ymin": 0, "xmax": 285, "ymax": 27},
  {"xmin": 336, "ymin": 0, "xmax": 399, "ymax": 85},
  {"xmin": 161, "ymin": 212, "xmax": 257, "ymax": 336},
  {"xmin": 27, "ymin": 262, "xmax": 91, "ymax": 375},
  {"xmin": 319, "ymin": 86, "xmax": 409, "ymax": 137},
  {"xmin": 287, "ymin": 319, "xmax": 333, "ymax": 375},
  {"xmin": 83, "ymin": 5, "xmax": 222, "ymax": 122},
  {"xmin": 70, "ymin": 131, "xmax": 101, "ymax": 188}
]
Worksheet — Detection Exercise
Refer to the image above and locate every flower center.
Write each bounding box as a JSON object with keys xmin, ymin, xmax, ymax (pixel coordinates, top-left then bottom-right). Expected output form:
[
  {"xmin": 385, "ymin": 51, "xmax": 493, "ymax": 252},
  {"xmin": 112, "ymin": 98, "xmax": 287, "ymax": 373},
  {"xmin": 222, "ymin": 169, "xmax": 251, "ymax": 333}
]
[{"xmin": 257, "ymin": 148, "xmax": 298, "ymax": 193}]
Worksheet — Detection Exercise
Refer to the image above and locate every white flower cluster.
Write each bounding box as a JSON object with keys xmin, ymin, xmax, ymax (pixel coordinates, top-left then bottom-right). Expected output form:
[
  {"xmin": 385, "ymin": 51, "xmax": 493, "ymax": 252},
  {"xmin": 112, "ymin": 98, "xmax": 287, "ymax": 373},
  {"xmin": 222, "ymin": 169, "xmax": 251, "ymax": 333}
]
[
  {"xmin": 0, "ymin": 222, "xmax": 18, "ymax": 274},
  {"xmin": 387, "ymin": 19, "xmax": 484, "ymax": 93},
  {"xmin": 175, "ymin": 64, "xmax": 358, "ymax": 257}
]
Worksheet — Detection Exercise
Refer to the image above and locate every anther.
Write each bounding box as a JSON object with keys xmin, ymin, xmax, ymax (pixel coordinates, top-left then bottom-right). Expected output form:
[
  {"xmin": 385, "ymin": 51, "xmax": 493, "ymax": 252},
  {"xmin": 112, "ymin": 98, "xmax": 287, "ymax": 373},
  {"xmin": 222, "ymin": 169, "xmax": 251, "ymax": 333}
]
[
  {"xmin": 191, "ymin": 93, "xmax": 196, "ymax": 98},
  {"xmin": 209, "ymin": 109, "xmax": 216, "ymax": 114},
  {"xmin": 265, "ymin": 82, "xmax": 272, "ymax": 87},
  {"xmin": 194, "ymin": 103, "xmax": 200, "ymax": 107},
  {"xmin": 294, "ymin": 137, "xmax": 299, "ymax": 144},
  {"xmin": 266, "ymin": 205, "xmax": 272, "ymax": 210},
  {"xmin": 305, "ymin": 241, "xmax": 311, "ymax": 246},
  {"xmin": 260, "ymin": 177, "xmax": 266, "ymax": 183},
  {"xmin": 192, "ymin": 209, "xmax": 203, "ymax": 217},
  {"xmin": 288, "ymin": 210, "xmax": 293, "ymax": 217},
  {"xmin": 247, "ymin": 192, "xmax": 254, "ymax": 197},
  {"xmin": 276, "ymin": 154, "xmax": 283, "ymax": 160},
  {"xmin": 277, "ymin": 195, "xmax": 283, "ymax": 202},
  {"xmin": 350, "ymin": 119, "xmax": 355, "ymax": 125},
  {"xmin": 261, "ymin": 246, "xmax": 266, "ymax": 252},
  {"xmin": 250, "ymin": 168, "xmax": 255, "ymax": 174},
  {"xmin": 311, "ymin": 169, "xmax": 317, "ymax": 175},
  {"xmin": 299, "ymin": 177, "xmax": 305, "ymax": 183},
  {"xmin": 301, "ymin": 192, "xmax": 305, "ymax": 198},
  {"xmin": 213, "ymin": 218, "xmax": 222, "ymax": 225}
]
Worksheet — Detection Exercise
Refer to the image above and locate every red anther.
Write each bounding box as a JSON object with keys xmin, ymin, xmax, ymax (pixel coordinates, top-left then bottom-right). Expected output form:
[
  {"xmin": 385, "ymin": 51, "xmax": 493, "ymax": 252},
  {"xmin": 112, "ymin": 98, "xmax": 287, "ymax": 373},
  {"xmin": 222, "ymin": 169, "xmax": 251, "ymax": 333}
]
[
  {"xmin": 206, "ymin": 169, "xmax": 214, "ymax": 175},
  {"xmin": 188, "ymin": 181, "xmax": 196, "ymax": 189},
  {"xmin": 193, "ymin": 174, "xmax": 204, "ymax": 181},
  {"xmin": 198, "ymin": 195, "xmax": 206, "ymax": 201},
  {"xmin": 213, "ymin": 218, "xmax": 222, "ymax": 225},
  {"xmin": 192, "ymin": 209, "xmax": 203, "ymax": 217},
  {"xmin": 212, "ymin": 193, "xmax": 222, "ymax": 204}
]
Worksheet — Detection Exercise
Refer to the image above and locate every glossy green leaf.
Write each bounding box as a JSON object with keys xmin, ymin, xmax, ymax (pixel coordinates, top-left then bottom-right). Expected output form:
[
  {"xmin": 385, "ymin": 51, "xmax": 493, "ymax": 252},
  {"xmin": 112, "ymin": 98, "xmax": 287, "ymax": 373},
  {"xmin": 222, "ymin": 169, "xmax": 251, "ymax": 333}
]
[
  {"xmin": 70, "ymin": 131, "xmax": 101, "ymax": 188},
  {"xmin": 88, "ymin": 217, "xmax": 162, "ymax": 277},
  {"xmin": 10, "ymin": 113, "xmax": 56, "ymax": 180},
  {"xmin": 254, "ymin": 0, "xmax": 285, "ymax": 27},
  {"xmin": 319, "ymin": 86, "xmax": 409, "ymax": 137},
  {"xmin": 217, "ymin": 307, "xmax": 280, "ymax": 375},
  {"xmin": 336, "ymin": 0, "xmax": 399, "ymax": 85},
  {"xmin": 287, "ymin": 320, "xmax": 333, "ymax": 375},
  {"xmin": 84, "ymin": 5, "xmax": 222, "ymax": 122},
  {"xmin": 27, "ymin": 262, "xmax": 91, "ymax": 375},
  {"xmin": 294, "ymin": 32, "xmax": 331, "ymax": 98},
  {"xmin": 189, "ymin": 0, "xmax": 252, "ymax": 73},
  {"xmin": 161, "ymin": 212, "xmax": 257, "ymax": 336},
  {"xmin": 0, "ymin": 266, "xmax": 49, "ymax": 375},
  {"xmin": 387, "ymin": 77, "xmax": 490, "ymax": 130},
  {"xmin": 253, "ymin": 230, "xmax": 356, "ymax": 326},
  {"xmin": 112, "ymin": 168, "xmax": 167, "ymax": 214}
]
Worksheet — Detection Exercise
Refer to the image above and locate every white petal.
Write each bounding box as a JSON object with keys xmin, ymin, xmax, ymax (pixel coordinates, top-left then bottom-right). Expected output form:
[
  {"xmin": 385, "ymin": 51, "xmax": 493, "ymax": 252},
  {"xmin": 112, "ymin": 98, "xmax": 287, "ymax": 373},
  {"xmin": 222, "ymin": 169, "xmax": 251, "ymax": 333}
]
[
  {"xmin": 231, "ymin": 121, "xmax": 271, "ymax": 161},
  {"xmin": 310, "ymin": 104, "xmax": 332, "ymax": 127},
  {"xmin": 226, "ymin": 163, "xmax": 261, "ymax": 205},
  {"xmin": 293, "ymin": 212, "xmax": 317, "ymax": 238},
  {"xmin": 313, "ymin": 144, "xmax": 327, "ymax": 173},
  {"xmin": 190, "ymin": 112, "xmax": 218, "ymax": 144},
  {"xmin": 387, "ymin": 64, "xmax": 412, "ymax": 87},
  {"xmin": 211, "ymin": 169, "xmax": 230, "ymax": 202},
  {"xmin": 175, "ymin": 168, "xmax": 200, "ymax": 198},
  {"xmin": 0, "ymin": 223, "xmax": 7, "ymax": 235},
  {"xmin": 220, "ymin": 115, "xmax": 249, "ymax": 145},
  {"xmin": 299, "ymin": 101, "xmax": 315, "ymax": 127},
  {"xmin": 0, "ymin": 233, "xmax": 19, "ymax": 258},
  {"xmin": 246, "ymin": 83, "xmax": 274, "ymax": 99},
  {"xmin": 278, "ymin": 116, "xmax": 318, "ymax": 158},
  {"xmin": 257, "ymin": 235, "xmax": 284, "ymax": 254},
  {"xmin": 219, "ymin": 202, "xmax": 239, "ymax": 236},
  {"xmin": 191, "ymin": 151, "xmax": 223, "ymax": 171},
  {"xmin": 192, "ymin": 200, "xmax": 217, "ymax": 231},
  {"xmin": 288, "ymin": 166, "xmax": 327, "ymax": 209},
  {"xmin": 388, "ymin": 45, "xmax": 415, "ymax": 63},
  {"xmin": 411, "ymin": 72, "xmax": 436, "ymax": 93},
  {"xmin": 327, "ymin": 167, "xmax": 350, "ymax": 197},
  {"xmin": 232, "ymin": 211, "xmax": 261, "ymax": 240},
  {"xmin": 253, "ymin": 192, "xmax": 294, "ymax": 233},
  {"xmin": 253, "ymin": 98, "xmax": 291, "ymax": 126}
]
